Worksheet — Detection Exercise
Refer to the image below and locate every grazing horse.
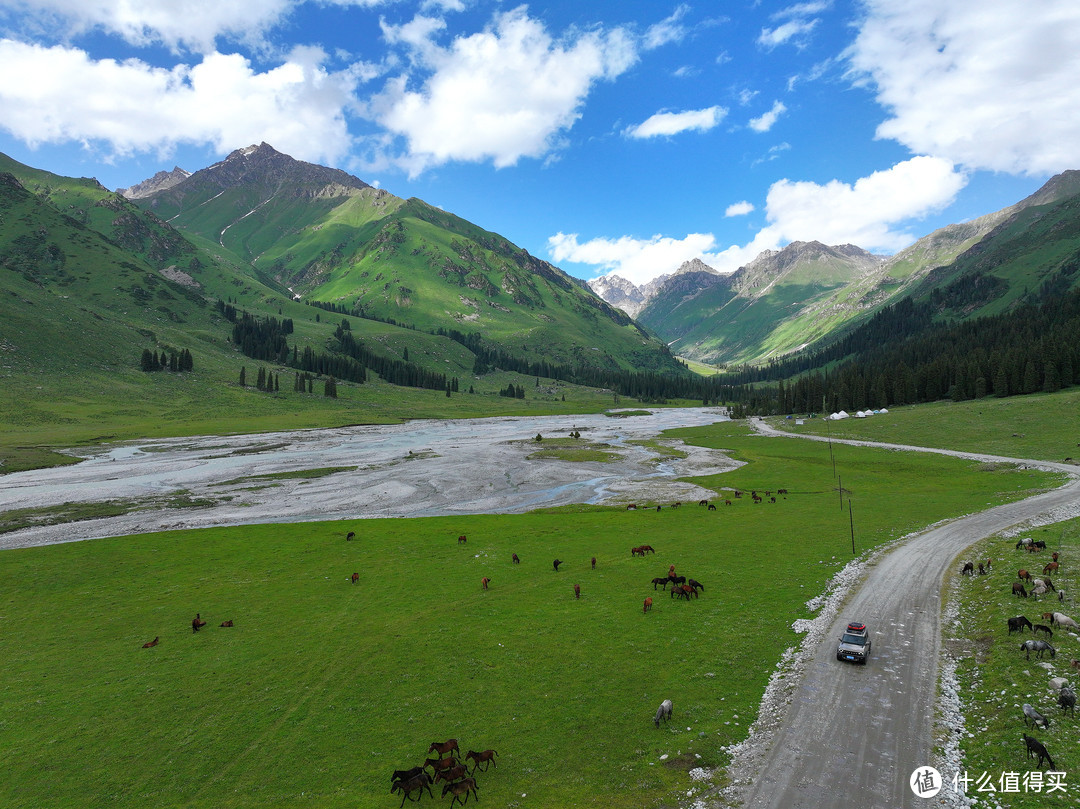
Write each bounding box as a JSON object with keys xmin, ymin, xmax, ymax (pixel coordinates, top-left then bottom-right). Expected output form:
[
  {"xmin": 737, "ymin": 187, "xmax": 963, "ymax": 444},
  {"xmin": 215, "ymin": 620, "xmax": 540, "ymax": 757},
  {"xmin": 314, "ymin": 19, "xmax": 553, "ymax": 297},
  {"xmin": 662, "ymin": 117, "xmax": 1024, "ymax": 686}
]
[
  {"xmin": 142, "ymin": 636, "xmax": 159, "ymax": 648},
  {"xmin": 1059, "ymin": 686, "xmax": 1076, "ymax": 716},
  {"xmin": 465, "ymin": 749, "xmax": 498, "ymax": 773},
  {"xmin": 707, "ymin": 503, "xmax": 716, "ymax": 511},
  {"xmin": 512, "ymin": 553, "xmax": 520, "ymax": 564},
  {"xmin": 1012, "ymin": 582, "xmax": 1028, "ymax": 598},
  {"xmin": 1018, "ymin": 569, "xmax": 1032, "ymax": 582},
  {"xmin": 977, "ymin": 563, "xmax": 986, "ymax": 575},
  {"xmin": 1007, "ymin": 616, "xmax": 1033, "ymax": 634},
  {"xmin": 351, "ymin": 572, "xmax": 359, "ymax": 584},
  {"xmin": 1020, "ymin": 639, "xmax": 1056, "ymax": 659},
  {"xmin": 1023, "ymin": 734, "xmax": 1056, "ymax": 770},
  {"xmin": 688, "ymin": 578, "xmax": 704, "ymax": 593},
  {"xmin": 442, "ymin": 777, "xmax": 479, "ymax": 807},
  {"xmin": 392, "ymin": 772, "xmax": 434, "ymax": 807},
  {"xmin": 627, "ymin": 503, "xmax": 637, "ymax": 510},
  {"xmin": 668, "ymin": 575, "xmax": 686, "ymax": 587},
  {"xmin": 553, "ymin": 559, "xmax": 562, "ymax": 572},
  {"xmin": 698, "ymin": 499, "xmax": 708, "ymax": 506},
  {"xmin": 1043, "ymin": 562, "xmax": 1059, "ymax": 575},
  {"xmin": 220, "ymin": 620, "xmax": 234, "ymax": 627},
  {"xmin": 574, "ymin": 583, "xmax": 580, "ymax": 599},
  {"xmin": 346, "ymin": 531, "xmax": 355, "ymax": 541},
  {"xmin": 1033, "ymin": 624, "xmax": 1053, "ymax": 637},
  {"xmin": 632, "ymin": 546, "xmax": 646, "ymax": 557},
  {"xmin": 1051, "ymin": 552, "xmax": 1059, "ymax": 562},
  {"xmin": 643, "ymin": 597, "xmax": 653, "ymax": 614},
  {"xmin": 458, "ymin": 534, "xmax": 467, "ymax": 543},
  {"xmin": 652, "ymin": 577, "xmax": 669, "ymax": 590},
  {"xmin": 481, "ymin": 577, "xmax": 490, "ymax": 590},
  {"xmin": 428, "ymin": 739, "xmax": 460, "ymax": 759},
  {"xmin": 592, "ymin": 557, "xmax": 596, "ymax": 569},
  {"xmin": 654, "ymin": 698, "xmax": 673, "ymax": 727},
  {"xmin": 1023, "ymin": 703, "xmax": 1050, "ymax": 729},
  {"xmin": 1051, "ymin": 612, "xmax": 1079, "ymax": 629},
  {"xmin": 192, "ymin": 613, "xmax": 207, "ymax": 633},
  {"xmin": 961, "ymin": 561, "xmax": 974, "ymax": 575},
  {"xmin": 640, "ymin": 545, "xmax": 655, "ymax": 554}
]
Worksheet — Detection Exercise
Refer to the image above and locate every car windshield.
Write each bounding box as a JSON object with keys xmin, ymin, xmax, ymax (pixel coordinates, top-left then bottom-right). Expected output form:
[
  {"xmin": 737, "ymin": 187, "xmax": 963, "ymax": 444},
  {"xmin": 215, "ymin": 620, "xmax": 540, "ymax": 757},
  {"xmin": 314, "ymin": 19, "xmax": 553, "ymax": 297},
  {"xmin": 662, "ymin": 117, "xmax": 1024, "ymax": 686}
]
[{"xmin": 841, "ymin": 633, "xmax": 866, "ymax": 645}]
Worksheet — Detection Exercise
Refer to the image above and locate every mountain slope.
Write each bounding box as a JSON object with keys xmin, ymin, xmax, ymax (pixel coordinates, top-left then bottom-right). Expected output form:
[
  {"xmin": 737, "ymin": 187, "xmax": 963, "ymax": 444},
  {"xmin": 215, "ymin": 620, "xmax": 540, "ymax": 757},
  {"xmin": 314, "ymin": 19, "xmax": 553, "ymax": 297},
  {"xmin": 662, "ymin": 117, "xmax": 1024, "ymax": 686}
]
[{"xmin": 135, "ymin": 144, "xmax": 680, "ymax": 373}]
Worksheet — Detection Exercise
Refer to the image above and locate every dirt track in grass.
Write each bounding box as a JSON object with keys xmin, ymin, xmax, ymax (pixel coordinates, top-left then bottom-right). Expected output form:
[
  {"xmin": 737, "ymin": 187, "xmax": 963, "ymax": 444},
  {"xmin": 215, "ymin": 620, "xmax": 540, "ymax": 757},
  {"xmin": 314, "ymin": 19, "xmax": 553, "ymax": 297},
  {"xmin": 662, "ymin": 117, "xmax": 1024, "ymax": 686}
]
[{"xmin": 710, "ymin": 420, "xmax": 1080, "ymax": 809}]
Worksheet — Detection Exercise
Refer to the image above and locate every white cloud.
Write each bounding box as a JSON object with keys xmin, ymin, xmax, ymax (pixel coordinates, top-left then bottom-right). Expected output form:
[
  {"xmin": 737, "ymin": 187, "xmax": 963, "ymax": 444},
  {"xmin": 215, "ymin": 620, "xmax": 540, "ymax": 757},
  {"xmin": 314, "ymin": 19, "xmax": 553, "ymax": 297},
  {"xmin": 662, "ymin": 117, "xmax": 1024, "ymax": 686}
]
[
  {"xmin": 757, "ymin": 19, "xmax": 818, "ymax": 49},
  {"xmin": 548, "ymin": 232, "xmax": 719, "ymax": 286},
  {"xmin": 0, "ymin": 40, "xmax": 359, "ymax": 163},
  {"xmin": 0, "ymin": 0, "xmax": 392, "ymax": 53},
  {"xmin": 368, "ymin": 7, "xmax": 639, "ymax": 175},
  {"xmin": 643, "ymin": 4, "xmax": 692, "ymax": 50},
  {"xmin": 762, "ymin": 156, "xmax": 967, "ymax": 250},
  {"xmin": 725, "ymin": 201, "xmax": 755, "ymax": 217},
  {"xmin": 548, "ymin": 157, "xmax": 967, "ymax": 283},
  {"xmin": 623, "ymin": 106, "xmax": 726, "ymax": 139},
  {"xmin": 850, "ymin": 0, "xmax": 1080, "ymax": 175},
  {"xmin": 748, "ymin": 100, "xmax": 786, "ymax": 132}
]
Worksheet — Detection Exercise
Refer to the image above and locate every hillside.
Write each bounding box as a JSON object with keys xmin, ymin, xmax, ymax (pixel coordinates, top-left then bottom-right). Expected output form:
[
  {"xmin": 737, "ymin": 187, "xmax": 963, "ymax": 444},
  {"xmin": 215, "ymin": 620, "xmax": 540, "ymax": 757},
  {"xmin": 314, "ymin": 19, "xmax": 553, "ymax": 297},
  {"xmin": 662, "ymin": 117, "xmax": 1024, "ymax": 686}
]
[
  {"xmin": 634, "ymin": 242, "xmax": 883, "ymax": 364},
  {"xmin": 134, "ymin": 143, "xmax": 679, "ymax": 374}
]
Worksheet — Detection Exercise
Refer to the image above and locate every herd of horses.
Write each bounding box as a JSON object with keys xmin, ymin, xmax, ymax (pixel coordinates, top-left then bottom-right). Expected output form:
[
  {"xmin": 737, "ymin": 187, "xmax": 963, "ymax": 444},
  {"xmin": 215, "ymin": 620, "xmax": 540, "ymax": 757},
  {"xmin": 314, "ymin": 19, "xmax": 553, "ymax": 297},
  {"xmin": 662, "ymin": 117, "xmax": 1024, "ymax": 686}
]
[
  {"xmin": 390, "ymin": 739, "xmax": 497, "ymax": 807},
  {"xmin": 968, "ymin": 539, "xmax": 1076, "ymax": 772}
]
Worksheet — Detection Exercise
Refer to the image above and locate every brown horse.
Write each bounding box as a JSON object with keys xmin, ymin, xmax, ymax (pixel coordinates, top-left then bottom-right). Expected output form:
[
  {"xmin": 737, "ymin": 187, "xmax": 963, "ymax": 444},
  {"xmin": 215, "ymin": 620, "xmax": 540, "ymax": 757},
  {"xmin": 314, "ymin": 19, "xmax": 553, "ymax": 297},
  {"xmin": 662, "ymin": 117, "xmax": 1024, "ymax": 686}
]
[
  {"xmin": 142, "ymin": 636, "xmax": 159, "ymax": 648},
  {"xmin": 351, "ymin": 572, "xmax": 359, "ymax": 584},
  {"xmin": 433, "ymin": 763, "xmax": 469, "ymax": 784},
  {"xmin": 423, "ymin": 756, "xmax": 458, "ymax": 776},
  {"xmin": 392, "ymin": 772, "xmax": 434, "ymax": 807},
  {"xmin": 442, "ymin": 777, "xmax": 479, "ymax": 807},
  {"xmin": 482, "ymin": 577, "xmax": 490, "ymax": 590},
  {"xmin": 512, "ymin": 553, "xmax": 520, "ymax": 564},
  {"xmin": 192, "ymin": 613, "xmax": 207, "ymax": 633},
  {"xmin": 573, "ymin": 584, "xmax": 580, "ymax": 598},
  {"xmin": 465, "ymin": 749, "xmax": 498, "ymax": 773},
  {"xmin": 427, "ymin": 739, "xmax": 460, "ymax": 759},
  {"xmin": 643, "ymin": 596, "xmax": 653, "ymax": 614},
  {"xmin": 1018, "ymin": 569, "xmax": 1033, "ymax": 582},
  {"xmin": 457, "ymin": 534, "xmax": 467, "ymax": 543},
  {"xmin": 220, "ymin": 620, "xmax": 234, "ymax": 627},
  {"xmin": 1044, "ymin": 562, "xmax": 1060, "ymax": 575}
]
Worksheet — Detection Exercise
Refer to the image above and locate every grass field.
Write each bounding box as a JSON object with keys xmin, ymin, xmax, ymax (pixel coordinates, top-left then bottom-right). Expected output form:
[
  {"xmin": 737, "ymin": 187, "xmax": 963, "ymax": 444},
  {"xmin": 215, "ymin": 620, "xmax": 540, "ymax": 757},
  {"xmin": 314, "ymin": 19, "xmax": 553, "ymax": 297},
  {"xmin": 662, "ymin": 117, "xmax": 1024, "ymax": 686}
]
[
  {"xmin": 0, "ymin": 420, "xmax": 1061, "ymax": 809},
  {"xmin": 765, "ymin": 389, "xmax": 1080, "ymax": 463},
  {"xmin": 945, "ymin": 521, "xmax": 1080, "ymax": 808}
]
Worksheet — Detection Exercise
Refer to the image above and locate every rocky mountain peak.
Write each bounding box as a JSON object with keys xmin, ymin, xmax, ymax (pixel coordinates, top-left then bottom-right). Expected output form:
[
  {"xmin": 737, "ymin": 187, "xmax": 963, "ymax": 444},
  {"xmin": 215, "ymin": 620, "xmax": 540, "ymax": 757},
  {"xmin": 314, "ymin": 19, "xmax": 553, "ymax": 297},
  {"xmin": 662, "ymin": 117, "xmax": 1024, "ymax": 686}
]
[{"xmin": 117, "ymin": 166, "xmax": 191, "ymax": 199}]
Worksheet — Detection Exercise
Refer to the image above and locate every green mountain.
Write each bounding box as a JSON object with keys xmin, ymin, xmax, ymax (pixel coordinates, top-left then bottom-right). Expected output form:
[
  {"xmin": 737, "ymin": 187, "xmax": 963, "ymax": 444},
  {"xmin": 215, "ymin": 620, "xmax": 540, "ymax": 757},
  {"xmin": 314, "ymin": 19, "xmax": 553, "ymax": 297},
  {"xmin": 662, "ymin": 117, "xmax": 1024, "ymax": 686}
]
[
  {"xmin": 620, "ymin": 171, "xmax": 1080, "ymax": 365},
  {"xmin": 133, "ymin": 143, "xmax": 677, "ymax": 373}
]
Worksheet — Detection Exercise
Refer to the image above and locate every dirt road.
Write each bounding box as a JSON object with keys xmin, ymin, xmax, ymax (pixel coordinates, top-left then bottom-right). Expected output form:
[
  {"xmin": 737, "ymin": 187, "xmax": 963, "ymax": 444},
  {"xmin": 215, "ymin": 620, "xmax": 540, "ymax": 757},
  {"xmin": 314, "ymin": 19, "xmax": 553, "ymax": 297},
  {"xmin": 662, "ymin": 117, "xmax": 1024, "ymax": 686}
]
[{"xmin": 721, "ymin": 421, "xmax": 1080, "ymax": 809}]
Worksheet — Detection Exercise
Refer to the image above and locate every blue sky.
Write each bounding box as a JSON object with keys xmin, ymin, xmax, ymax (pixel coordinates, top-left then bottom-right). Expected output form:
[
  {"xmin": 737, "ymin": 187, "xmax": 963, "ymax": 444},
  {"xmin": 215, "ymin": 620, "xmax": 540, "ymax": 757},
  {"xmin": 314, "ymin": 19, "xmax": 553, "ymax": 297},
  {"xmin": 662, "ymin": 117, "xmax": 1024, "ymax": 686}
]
[{"xmin": 0, "ymin": 0, "xmax": 1076, "ymax": 285}]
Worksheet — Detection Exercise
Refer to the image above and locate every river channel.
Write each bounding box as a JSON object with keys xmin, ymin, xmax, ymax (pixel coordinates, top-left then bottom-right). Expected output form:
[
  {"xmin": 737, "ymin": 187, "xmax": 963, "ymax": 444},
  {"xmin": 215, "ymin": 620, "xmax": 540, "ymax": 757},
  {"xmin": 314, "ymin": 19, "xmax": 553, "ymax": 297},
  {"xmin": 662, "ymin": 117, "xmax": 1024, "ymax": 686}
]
[{"xmin": 0, "ymin": 407, "xmax": 734, "ymax": 549}]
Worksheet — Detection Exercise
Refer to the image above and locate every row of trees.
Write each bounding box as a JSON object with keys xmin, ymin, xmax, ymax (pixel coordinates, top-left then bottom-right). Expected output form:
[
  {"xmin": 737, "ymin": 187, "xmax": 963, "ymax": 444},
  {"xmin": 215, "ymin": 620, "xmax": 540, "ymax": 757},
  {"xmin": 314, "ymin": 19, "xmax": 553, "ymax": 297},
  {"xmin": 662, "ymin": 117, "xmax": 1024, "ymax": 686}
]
[
  {"xmin": 140, "ymin": 348, "xmax": 193, "ymax": 373},
  {"xmin": 239, "ymin": 367, "xmax": 338, "ymax": 397}
]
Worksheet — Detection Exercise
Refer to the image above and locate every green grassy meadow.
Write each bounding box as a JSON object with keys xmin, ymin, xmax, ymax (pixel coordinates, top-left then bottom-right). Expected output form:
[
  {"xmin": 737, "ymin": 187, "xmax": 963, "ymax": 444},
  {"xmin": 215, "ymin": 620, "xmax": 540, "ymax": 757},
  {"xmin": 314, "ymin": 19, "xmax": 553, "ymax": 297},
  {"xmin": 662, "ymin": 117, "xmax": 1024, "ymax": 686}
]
[
  {"xmin": 764, "ymin": 389, "xmax": 1080, "ymax": 464},
  {"xmin": 945, "ymin": 522, "xmax": 1080, "ymax": 808},
  {"xmin": 0, "ymin": 420, "xmax": 1061, "ymax": 809}
]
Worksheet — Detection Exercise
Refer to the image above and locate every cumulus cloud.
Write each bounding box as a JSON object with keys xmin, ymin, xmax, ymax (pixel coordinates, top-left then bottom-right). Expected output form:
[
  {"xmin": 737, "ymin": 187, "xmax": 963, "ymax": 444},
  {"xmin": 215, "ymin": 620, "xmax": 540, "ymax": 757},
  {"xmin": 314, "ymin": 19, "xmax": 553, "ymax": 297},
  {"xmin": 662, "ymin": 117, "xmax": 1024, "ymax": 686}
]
[
  {"xmin": 725, "ymin": 201, "xmax": 755, "ymax": 217},
  {"xmin": 849, "ymin": 0, "xmax": 1080, "ymax": 175},
  {"xmin": 762, "ymin": 156, "xmax": 966, "ymax": 250},
  {"xmin": 368, "ymin": 7, "xmax": 639, "ymax": 175},
  {"xmin": 748, "ymin": 100, "xmax": 786, "ymax": 132},
  {"xmin": 0, "ymin": 40, "xmax": 360, "ymax": 163},
  {"xmin": 0, "ymin": 0, "xmax": 392, "ymax": 53},
  {"xmin": 548, "ymin": 232, "xmax": 719, "ymax": 286},
  {"xmin": 623, "ymin": 106, "xmax": 726, "ymax": 139},
  {"xmin": 548, "ymin": 157, "xmax": 967, "ymax": 283}
]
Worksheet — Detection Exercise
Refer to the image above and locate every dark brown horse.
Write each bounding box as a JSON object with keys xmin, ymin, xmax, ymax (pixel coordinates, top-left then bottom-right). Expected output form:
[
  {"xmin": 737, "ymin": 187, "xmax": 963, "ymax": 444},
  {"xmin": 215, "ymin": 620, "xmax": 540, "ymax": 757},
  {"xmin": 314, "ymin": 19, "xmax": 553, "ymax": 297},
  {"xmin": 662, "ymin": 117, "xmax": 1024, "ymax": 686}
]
[
  {"xmin": 142, "ymin": 636, "xmax": 159, "ymax": 648},
  {"xmin": 220, "ymin": 620, "xmax": 234, "ymax": 627},
  {"xmin": 442, "ymin": 777, "xmax": 479, "ymax": 807},
  {"xmin": 465, "ymin": 749, "xmax": 498, "ymax": 773},
  {"xmin": 427, "ymin": 739, "xmax": 460, "ymax": 759},
  {"xmin": 392, "ymin": 771, "xmax": 434, "ymax": 807},
  {"xmin": 192, "ymin": 613, "xmax": 207, "ymax": 633}
]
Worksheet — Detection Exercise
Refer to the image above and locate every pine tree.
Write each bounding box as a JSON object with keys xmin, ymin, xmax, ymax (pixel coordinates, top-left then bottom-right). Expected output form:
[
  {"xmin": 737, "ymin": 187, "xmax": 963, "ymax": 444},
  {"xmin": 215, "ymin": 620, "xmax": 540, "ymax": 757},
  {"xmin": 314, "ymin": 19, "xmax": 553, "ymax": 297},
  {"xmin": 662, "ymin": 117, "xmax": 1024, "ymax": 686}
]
[
  {"xmin": 140, "ymin": 349, "xmax": 156, "ymax": 372},
  {"xmin": 324, "ymin": 376, "xmax": 337, "ymax": 397},
  {"xmin": 239, "ymin": 366, "xmax": 247, "ymax": 387}
]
